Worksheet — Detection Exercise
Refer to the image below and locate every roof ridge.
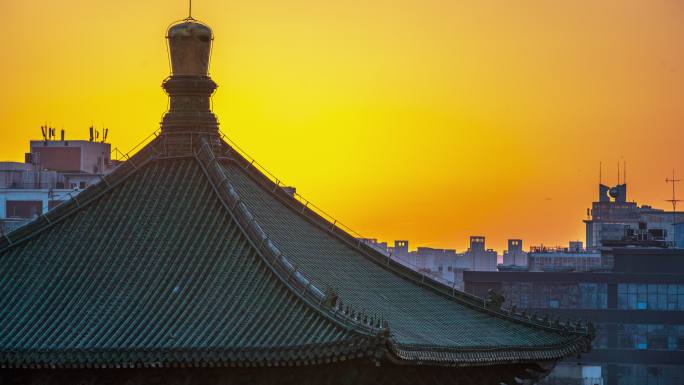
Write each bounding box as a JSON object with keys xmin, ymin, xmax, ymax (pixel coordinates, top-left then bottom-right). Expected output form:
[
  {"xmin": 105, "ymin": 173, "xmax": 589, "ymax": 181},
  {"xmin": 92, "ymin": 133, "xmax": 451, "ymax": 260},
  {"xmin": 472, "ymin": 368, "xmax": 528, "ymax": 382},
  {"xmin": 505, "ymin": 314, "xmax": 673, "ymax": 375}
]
[
  {"xmin": 192, "ymin": 138, "xmax": 390, "ymax": 342},
  {"xmin": 215, "ymin": 137, "xmax": 595, "ymax": 341}
]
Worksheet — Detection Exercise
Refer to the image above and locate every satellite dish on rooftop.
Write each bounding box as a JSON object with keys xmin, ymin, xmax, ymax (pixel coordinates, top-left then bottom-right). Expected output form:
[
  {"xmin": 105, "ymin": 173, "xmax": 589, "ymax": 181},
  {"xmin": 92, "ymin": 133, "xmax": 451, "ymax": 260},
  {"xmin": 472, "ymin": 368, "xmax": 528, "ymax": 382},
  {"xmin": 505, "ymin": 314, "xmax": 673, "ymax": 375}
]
[{"xmin": 608, "ymin": 187, "xmax": 619, "ymax": 199}]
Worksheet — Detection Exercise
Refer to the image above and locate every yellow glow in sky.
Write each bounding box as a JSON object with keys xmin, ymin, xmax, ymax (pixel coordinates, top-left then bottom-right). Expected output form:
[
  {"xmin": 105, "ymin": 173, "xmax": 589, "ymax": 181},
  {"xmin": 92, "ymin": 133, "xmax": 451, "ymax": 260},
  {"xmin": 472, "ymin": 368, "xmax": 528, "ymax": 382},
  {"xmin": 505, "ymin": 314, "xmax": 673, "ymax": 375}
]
[{"xmin": 1, "ymin": 0, "xmax": 683, "ymax": 251}]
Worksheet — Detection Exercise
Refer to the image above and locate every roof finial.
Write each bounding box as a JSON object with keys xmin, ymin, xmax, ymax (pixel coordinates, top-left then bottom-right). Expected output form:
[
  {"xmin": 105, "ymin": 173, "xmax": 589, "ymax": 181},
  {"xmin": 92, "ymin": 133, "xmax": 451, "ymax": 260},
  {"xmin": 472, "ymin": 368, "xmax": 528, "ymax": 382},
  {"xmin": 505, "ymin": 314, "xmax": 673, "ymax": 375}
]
[{"xmin": 188, "ymin": 0, "xmax": 193, "ymax": 19}]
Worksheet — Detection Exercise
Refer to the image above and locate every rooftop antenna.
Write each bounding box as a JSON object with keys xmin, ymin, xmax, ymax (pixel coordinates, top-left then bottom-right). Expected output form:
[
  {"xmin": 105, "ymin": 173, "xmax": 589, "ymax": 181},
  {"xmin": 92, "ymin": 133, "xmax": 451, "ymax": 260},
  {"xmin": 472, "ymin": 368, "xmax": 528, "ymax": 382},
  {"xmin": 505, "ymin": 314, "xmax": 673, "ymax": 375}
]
[
  {"xmin": 617, "ymin": 162, "xmax": 620, "ymax": 185},
  {"xmin": 599, "ymin": 162, "xmax": 602, "ymax": 185},
  {"xmin": 624, "ymin": 161, "xmax": 627, "ymax": 185},
  {"xmin": 188, "ymin": 0, "xmax": 193, "ymax": 19},
  {"xmin": 666, "ymin": 169, "xmax": 681, "ymax": 247}
]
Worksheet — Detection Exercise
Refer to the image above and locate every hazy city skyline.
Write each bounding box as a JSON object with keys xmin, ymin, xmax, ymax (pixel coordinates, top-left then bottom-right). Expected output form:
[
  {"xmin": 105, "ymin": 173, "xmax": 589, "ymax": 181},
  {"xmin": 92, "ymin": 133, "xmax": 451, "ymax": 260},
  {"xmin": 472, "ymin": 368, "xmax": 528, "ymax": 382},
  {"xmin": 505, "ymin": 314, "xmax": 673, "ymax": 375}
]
[{"xmin": 1, "ymin": 0, "xmax": 683, "ymax": 251}]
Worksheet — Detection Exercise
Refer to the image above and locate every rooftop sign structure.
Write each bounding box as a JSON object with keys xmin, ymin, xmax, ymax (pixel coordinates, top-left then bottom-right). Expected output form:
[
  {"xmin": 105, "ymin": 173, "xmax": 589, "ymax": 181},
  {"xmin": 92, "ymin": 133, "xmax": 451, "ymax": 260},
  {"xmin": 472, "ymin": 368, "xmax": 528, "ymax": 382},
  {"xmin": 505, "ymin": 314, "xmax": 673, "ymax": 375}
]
[{"xmin": 0, "ymin": 9, "xmax": 593, "ymax": 385}]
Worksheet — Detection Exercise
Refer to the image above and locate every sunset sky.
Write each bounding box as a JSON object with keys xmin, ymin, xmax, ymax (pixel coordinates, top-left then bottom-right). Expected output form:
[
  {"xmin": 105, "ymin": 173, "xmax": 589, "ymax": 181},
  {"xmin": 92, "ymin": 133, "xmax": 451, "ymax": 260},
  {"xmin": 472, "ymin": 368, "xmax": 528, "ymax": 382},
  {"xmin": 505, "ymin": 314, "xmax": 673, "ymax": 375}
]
[{"xmin": 1, "ymin": 0, "xmax": 683, "ymax": 252}]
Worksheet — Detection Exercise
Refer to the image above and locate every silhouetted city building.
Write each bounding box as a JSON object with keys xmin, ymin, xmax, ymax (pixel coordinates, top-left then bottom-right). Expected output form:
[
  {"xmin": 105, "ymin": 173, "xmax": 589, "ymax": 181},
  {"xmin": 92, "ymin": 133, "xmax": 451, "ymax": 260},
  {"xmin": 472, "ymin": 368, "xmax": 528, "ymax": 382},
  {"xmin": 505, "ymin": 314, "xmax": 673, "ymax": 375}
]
[
  {"xmin": 502, "ymin": 238, "xmax": 527, "ymax": 266},
  {"xmin": 364, "ymin": 236, "xmax": 499, "ymax": 282},
  {"xmin": 526, "ymin": 242, "xmax": 603, "ymax": 272},
  {"xmin": 0, "ymin": 136, "xmax": 117, "ymax": 233},
  {"xmin": 468, "ymin": 235, "xmax": 498, "ymax": 271}
]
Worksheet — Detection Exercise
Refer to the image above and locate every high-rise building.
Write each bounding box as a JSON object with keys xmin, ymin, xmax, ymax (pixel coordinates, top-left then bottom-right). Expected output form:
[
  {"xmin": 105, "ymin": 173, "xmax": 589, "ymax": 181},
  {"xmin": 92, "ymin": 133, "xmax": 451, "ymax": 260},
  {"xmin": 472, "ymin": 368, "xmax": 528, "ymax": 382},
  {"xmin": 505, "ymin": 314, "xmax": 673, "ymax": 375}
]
[{"xmin": 585, "ymin": 182, "xmax": 683, "ymax": 250}]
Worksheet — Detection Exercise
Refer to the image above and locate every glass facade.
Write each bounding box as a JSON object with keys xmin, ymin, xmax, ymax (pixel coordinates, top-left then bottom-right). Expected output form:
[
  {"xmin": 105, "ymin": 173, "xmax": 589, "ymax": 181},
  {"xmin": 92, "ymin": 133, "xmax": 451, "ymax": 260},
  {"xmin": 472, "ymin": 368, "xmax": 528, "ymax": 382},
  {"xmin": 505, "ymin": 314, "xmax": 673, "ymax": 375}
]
[
  {"xmin": 502, "ymin": 282, "xmax": 607, "ymax": 310},
  {"xmin": 542, "ymin": 364, "xmax": 684, "ymax": 385},
  {"xmin": 471, "ymin": 271, "xmax": 684, "ymax": 385},
  {"xmin": 616, "ymin": 364, "xmax": 684, "ymax": 385},
  {"xmin": 618, "ymin": 284, "xmax": 684, "ymax": 311},
  {"xmin": 593, "ymin": 323, "xmax": 608, "ymax": 349},
  {"xmin": 579, "ymin": 283, "xmax": 608, "ymax": 309},
  {"xmin": 616, "ymin": 324, "xmax": 684, "ymax": 351},
  {"xmin": 528, "ymin": 253, "xmax": 603, "ymax": 272}
]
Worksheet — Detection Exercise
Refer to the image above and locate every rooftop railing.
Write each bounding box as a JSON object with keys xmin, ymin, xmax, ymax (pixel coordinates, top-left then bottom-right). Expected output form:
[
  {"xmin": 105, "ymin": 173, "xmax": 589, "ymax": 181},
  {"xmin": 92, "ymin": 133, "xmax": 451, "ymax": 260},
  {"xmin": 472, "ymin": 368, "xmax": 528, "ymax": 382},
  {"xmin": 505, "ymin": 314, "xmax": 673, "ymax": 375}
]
[
  {"xmin": 218, "ymin": 131, "xmax": 367, "ymax": 240},
  {"xmin": 112, "ymin": 130, "xmax": 160, "ymax": 162}
]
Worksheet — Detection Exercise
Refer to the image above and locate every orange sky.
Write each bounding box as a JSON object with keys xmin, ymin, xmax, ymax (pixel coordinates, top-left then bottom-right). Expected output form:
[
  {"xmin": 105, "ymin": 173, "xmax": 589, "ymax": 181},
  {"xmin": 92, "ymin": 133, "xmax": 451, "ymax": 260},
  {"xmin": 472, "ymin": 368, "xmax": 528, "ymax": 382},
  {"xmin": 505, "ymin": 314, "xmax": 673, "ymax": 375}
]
[{"xmin": 1, "ymin": 0, "xmax": 683, "ymax": 252}]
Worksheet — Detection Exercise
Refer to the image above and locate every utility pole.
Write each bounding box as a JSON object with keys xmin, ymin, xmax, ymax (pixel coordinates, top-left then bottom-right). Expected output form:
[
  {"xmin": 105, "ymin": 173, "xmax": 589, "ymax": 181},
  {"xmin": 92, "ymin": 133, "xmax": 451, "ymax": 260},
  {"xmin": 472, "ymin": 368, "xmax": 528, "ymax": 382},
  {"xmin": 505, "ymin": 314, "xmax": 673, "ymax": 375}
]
[{"xmin": 666, "ymin": 169, "xmax": 681, "ymax": 248}]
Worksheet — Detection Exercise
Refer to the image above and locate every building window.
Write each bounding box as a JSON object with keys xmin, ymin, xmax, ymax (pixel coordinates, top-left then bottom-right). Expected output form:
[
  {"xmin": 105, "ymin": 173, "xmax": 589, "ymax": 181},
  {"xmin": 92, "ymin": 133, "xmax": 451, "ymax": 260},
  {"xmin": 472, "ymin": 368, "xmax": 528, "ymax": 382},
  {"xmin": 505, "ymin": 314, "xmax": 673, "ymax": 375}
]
[
  {"xmin": 579, "ymin": 283, "xmax": 608, "ymax": 309},
  {"xmin": 501, "ymin": 282, "xmax": 532, "ymax": 308},
  {"xmin": 619, "ymin": 284, "xmax": 684, "ymax": 311},
  {"xmin": 648, "ymin": 325, "xmax": 669, "ymax": 350},
  {"xmin": 618, "ymin": 324, "xmax": 684, "ymax": 351},
  {"xmin": 6, "ymin": 201, "xmax": 43, "ymax": 219},
  {"xmin": 616, "ymin": 364, "xmax": 684, "ymax": 385},
  {"xmin": 500, "ymin": 282, "xmax": 607, "ymax": 310},
  {"xmin": 592, "ymin": 323, "xmax": 608, "ymax": 349}
]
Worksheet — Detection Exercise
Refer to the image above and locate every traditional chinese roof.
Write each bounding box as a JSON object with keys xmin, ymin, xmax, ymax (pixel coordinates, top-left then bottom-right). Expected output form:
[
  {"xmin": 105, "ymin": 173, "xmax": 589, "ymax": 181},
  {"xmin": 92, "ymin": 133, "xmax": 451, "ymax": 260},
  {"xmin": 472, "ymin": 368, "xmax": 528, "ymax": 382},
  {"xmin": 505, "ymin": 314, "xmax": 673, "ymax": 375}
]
[
  {"xmin": 0, "ymin": 14, "xmax": 593, "ymax": 383},
  {"xmin": 0, "ymin": 133, "xmax": 592, "ymax": 370}
]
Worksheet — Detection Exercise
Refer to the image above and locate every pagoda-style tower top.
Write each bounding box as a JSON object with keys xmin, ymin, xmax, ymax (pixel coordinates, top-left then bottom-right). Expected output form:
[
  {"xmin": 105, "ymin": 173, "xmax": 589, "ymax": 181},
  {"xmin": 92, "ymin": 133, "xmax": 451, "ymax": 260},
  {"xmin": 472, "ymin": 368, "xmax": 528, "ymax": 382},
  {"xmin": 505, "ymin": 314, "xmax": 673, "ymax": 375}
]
[
  {"xmin": 167, "ymin": 19, "xmax": 213, "ymax": 76},
  {"xmin": 161, "ymin": 17, "xmax": 218, "ymax": 136}
]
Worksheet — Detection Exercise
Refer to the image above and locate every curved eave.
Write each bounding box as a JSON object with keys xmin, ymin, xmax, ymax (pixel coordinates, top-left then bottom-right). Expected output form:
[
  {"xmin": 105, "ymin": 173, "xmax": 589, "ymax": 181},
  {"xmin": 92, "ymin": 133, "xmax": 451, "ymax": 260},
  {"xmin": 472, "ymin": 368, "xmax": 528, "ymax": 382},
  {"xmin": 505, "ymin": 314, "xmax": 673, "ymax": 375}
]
[
  {"xmin": 385, "ymin": 334, "xmax": 592, "ymax": 367},
  {"xmin": 0, "ymin": 338, "xmax": 382, "ymax": 369}
]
